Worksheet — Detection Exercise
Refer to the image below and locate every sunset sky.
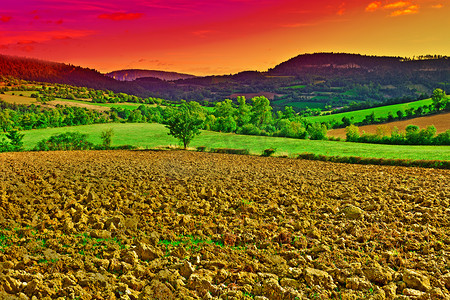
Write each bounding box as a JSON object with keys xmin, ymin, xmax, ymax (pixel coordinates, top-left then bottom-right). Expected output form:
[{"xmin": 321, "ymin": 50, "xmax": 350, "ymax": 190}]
[{"xmin": 0, "ymin": 0, "xmax": 448, "ymax": 75}]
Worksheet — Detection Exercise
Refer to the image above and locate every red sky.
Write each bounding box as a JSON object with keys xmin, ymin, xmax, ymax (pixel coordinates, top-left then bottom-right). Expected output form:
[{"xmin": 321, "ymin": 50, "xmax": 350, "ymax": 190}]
[{"xmin": 0, "ymin": 0, "xmax": 448, "ymax": 75}]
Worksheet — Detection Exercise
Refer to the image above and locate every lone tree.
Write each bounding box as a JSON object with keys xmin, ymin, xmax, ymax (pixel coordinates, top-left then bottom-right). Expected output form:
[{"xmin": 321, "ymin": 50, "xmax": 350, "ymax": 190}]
[
  {"xmin": 432, "ymin": 88, "xmax": 447, "ymax": 111},
  {"xmin": 166, "ymin": 101, "xmax": 205, "ymax": 149}
]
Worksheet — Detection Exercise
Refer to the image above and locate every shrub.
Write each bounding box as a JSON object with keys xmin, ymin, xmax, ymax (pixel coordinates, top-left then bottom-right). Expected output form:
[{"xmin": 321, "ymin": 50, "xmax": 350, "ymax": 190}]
[
  {"xmin": 239, "ymin": 124, "xmax": 261, "ymax": 136},
  {"xmin": 213, "ymin": 148, "xmax": 249, "ymax": 155},
  {"xmin": 434, "ymin": 130, "xmax": 450, "ymax": 145},
  {"xmin": 328, "ymin": 136, "xmax": 341, "ymax": 141},
  {"xmin": 262, "ymin": 148, "xmax": 276, "ymax": 157},
  {"xmin": 34, "ymin": 132, "xmax": 93, "ymax": 151},
  {"xmin": 5, "ymin": 130, "xmax": 24, "ymax": 151},
  {"xmin": 297, "ymin": 152, "xmax": 449, "ymax": 169},
  {"xmin": 100, "ymin": 129, "xmax": 114, "ymax": 149},
  {"xmin": 345, "ymin": 125, "xmax": 360, "ymax": 142},
  {"xmin": 0, "ymin": 137, "xmax": 11, "ymax": 152},
  {"xmin": 197, "ymin": 146, "xmax": 207, "ymax": 152},
  {"xmin": 307, "ymin": 123, "xmax": 328, "ymax": 140}
]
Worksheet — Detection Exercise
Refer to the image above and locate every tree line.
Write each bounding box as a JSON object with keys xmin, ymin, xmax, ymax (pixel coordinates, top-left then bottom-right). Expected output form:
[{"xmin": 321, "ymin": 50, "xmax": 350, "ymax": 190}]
[{"xmin": 345, "ymin": 124, "xmax": 450, "ymax": 145}]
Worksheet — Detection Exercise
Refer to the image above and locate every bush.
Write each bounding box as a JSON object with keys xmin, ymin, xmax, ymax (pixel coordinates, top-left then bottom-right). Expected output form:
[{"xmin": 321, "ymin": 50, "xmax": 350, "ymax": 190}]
[
  {"xmin": 297, "ymin": 152, "xmax": 449, "ymax": 169},
  {"xmin": 328, "ymin": 136, "xmax": 341, "ymax": 141},
  {"xmin": 197, "ymin": 146, "xmax": 207, "ymax": 152},
  {"xmin": 239, "ymin": 124, "xmax": 261, "ymax": 136},
  {"xmin": 34, "ymin": 132, "xmax": 93, "ymax": 151},
  {"xmin": 307, "ymin": 123, "xmax": 328, "ymax": 140},
  {"xmin": 5, "ymin": 130, "xmax": 24, "ymax": 151},
  {"xmin": 345, "ymin": 125, "xmax": 360, "ymax": 142},
  {"xmin": 100, "ymin": 129, "xmax": 114, "ymax": 149},
  {"xmin": 0, "ymin": 137, "xmax": 11, "ymax": 152},
  {"xmin": 213, "ymin": 148, "xmax": 249, "ymax": 155},
  {"xmin": 262, "ymin": 148, "xmax": 276, "ymax": 157}
]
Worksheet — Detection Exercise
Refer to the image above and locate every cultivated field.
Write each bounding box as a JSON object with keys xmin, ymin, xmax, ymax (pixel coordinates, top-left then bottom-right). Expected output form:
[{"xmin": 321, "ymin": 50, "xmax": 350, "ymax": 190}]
[
  {"xmin": 0, "ymin": 150, "xmax": 449, "ymax": 299},
  {"xmin": 0, "ymin": 91, "xmax": 156, "ymax": 111},
  {"xmin": 0, "ymin": 93, "xmax": 38, "ymax": 105},
  {"xmin": 328, "ymin": 112, "xmax": 450, "ymax": 139}
]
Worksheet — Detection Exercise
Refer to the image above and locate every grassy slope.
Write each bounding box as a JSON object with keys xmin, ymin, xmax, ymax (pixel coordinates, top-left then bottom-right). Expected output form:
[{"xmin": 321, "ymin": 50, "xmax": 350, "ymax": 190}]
[
  {"xmin": 47, "ymin": 99, "xmax": 159, "ymax": 110},
  {"xmin": 15, "ymin": 123, "xmax": 450, "ymax": 161},
  {"xmin": 272, "ymin": 100, "xmax": 325, "ymax": 109},
  {"xmin": 306, "ymin": 98, "xmax": 434, "ymax": 123}
]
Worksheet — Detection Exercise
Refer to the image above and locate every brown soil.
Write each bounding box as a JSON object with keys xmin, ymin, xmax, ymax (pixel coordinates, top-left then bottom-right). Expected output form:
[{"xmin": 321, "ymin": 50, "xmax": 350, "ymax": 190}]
[
  {"xmin": 0, "ymin": 150, "xmax": 449, "ymax": 299},
  {"xmin": 328, "ymin": 112, "xmax": 450, "ymax": 139}
]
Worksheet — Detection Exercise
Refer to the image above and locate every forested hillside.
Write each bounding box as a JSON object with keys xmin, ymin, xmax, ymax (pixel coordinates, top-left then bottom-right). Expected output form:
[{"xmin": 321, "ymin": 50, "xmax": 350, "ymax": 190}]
[
  {"xmin": 106, "ymin": 69, "xmax": 196, "ymax": 81},
  {"xmin": 1, "ymin": 53, "xmax": 449, "ymax": 110}
]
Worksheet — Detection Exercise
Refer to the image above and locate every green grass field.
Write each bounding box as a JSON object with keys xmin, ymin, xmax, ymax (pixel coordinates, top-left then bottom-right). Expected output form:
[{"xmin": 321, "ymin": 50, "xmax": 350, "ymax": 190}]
[
  {"xmin": 280, "ymin": 85, "xmax": 306, "ymax": 90},
  {"xmin": 306, "ymin": 98, "xmax": 435, "ymax": 123},
  {"xmin": 48, "ymin": 99, "xmax": 158, "ymax": 110},
  {"xmin": 11, "ymin": 123, "xmax": 450, "ymax": 161}
]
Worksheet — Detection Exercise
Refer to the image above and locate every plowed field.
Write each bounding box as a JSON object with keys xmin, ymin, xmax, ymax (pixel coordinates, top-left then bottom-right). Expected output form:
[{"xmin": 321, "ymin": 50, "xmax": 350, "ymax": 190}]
[
  {"xmin": 0, "ymin": 150, "xmax": 449, "ymax": 300},
  {"xmin": 328, "ymin": 113, "xmax": 450, "ymax": 139}
]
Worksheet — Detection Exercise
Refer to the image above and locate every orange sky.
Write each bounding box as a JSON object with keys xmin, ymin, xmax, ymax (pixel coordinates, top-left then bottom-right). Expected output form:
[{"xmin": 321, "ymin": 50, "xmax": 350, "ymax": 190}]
[{"xmin": 0, "ymin": 0, "xmax": 449, "ymax": 75}]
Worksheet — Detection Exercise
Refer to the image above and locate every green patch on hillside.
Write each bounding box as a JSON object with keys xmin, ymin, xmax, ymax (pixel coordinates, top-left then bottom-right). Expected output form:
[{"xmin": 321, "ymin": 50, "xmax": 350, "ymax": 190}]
[
  {"xmin": 280, "ymin": 85, "xmax": 306, "ymax": 90},
  {"xmin": 343, "ymin": 90, "xmax": 357, "ymax": 96},
  {"xmin": 48, "ymin": 99, "xmax": 158, "ymax": 110},
  {"xmin": 17, "ymin": 123, "xmax": 450, "ymax": 161},
  {"xmin": 310, "ymin": 95, "xmax": 329, "ymax": 101},
  {"xmin": 306, "ymin": 98, "xmax": 434, "ymax": 124},
  {"xmin": 272, "ymin": 99, "xmax": 325, "ymax": 109}
]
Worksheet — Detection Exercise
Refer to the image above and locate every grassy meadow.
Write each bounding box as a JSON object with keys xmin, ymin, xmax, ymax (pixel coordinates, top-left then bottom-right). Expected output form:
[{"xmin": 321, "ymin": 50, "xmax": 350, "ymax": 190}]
[
  {"xmin": 47, "ymin": 99, "xmax": 158, "ymax": 110},
  {"xmin": 306, "ymin": 98, "xmax": 434, "ymax": 123},
  {"xmin": 272, "ymin": 100, "xmax": 325, "ymax": 109},
  {"xmin": 13, "ymin": 123, "xmax": 450, "ymax": 161}
]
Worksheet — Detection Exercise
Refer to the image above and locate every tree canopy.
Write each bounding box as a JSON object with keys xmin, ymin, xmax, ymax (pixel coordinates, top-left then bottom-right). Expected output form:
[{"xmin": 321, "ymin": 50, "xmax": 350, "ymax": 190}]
[{"xmin": 165, "ymin": 101, "xmax": 205, "ymax": 149}]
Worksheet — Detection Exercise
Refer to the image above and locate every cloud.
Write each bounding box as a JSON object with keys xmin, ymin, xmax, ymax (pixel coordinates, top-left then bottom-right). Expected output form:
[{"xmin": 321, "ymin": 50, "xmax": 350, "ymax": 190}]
[
  {"xmin": 192, "ymin": 30, "xmax": 215, "ymax": 37},
  {"xmin": 384, "ymin": 1, "xmax": 410, "ymax": 9},
  {"xmin": 17, "ymin": 42, "xmax": 36, "ymax": 52},
  {"xmin": 432, "ymin": 4, "xmax": 443, "ymax": 8},
  {"xmin": 337, "ymin": 3, "xmax": 346, "ymax": 16},
  {"xmin": 366, "ymin": 1, "xmax": 382, "ymax": 12},
  {"xmin": 1, "ymin": 16, "xmax": 12, "ymax": 23},
  {"xmin": 0, "ymin": 30, "xmax": 94, "ymax": 46},
  {"xmin": 51, "ymin": 35, "xmax": 73, "ymax": 40},
  {"xmin": 17, "ymin": 40, "xmax": 37, "ymax": 45},
  {"xmin": 98, "ymin": 12, "xmax": 143, "ymax": 21},
  {"xmin": 366, "ymin": 1, "xmax": 420, "ymax": 16},
  {"xmin": 280, "ymin": 23, "xmax": 313, "ymax": 28},
  {"xmin": 390, "ymin": 5, "xmax": 419, "ymax": 16}
]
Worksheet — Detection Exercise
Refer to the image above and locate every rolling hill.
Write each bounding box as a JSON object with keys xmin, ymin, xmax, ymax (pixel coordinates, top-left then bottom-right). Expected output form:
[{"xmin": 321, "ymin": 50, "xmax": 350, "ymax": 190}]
[
  {"xmin": 1, "ymin": 53, "xmax": 449, "ymax": 107},
  {"xmin": 106, "ymin": 69, "xmax": 196, "ymax": 81}
]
